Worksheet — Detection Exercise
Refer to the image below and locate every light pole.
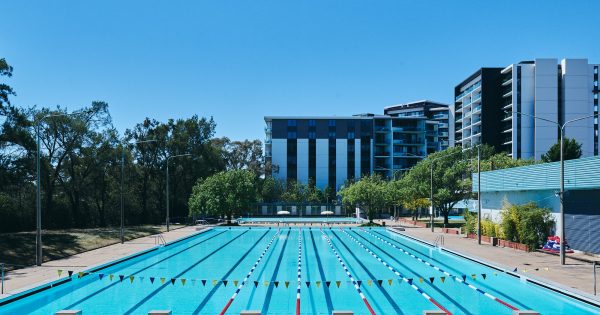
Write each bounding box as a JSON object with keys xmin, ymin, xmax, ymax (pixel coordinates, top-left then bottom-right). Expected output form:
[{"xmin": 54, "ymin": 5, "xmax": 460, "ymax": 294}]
[
  {"xmin": 477, "ymin": 145, "xmax": 481, "ymax": 245},
  {"xmin": 120, "ymin": 139, "xmax": 156, "ymax": 244},
  {"xmin": 35, "ymin": 111, "xmax": 87, "ymax": 266},
  {"xmin": 166, "ymin": 154, "xmax": 192, "ymax": 232},
  {"xmin": 510, "ymin": 110, "xmax": 598, "ymax": 265}
]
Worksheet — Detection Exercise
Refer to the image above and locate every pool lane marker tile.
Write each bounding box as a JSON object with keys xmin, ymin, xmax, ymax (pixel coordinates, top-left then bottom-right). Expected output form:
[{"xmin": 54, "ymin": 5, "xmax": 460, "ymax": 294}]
[
  {"xmin": 219, "ymin": 228, "xmax": 281, "ymax": 315},
  {"xmin": 296, "ymin": 228, "xmax": 302, "ymax": 315},
  {"xmin": 361, "ymin": 228, "xmax": 519, "ymax": 312},
  {"xmin": 340, "ymin": 228, "xmax": 452, "ymax": 315},
  {"xmin": 319, "ymin": 228, "xmax": 377, "ymax": 315}
]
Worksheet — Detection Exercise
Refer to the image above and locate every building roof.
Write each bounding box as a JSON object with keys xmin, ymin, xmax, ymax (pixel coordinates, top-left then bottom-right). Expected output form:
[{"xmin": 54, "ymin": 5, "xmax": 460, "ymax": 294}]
[
  {"xmin": 384, "ymin": 100, "xmax": 450, "ymax": 111},
  {"xmin": 472, "ymin": 156, "xmax": 600, "ymax": 192}
]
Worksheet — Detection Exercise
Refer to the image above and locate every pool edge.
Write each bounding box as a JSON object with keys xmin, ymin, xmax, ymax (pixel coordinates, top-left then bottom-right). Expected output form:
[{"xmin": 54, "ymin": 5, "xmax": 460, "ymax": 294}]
[{"xmin": 385, "ymin": 227, "xmax": 600, "ymax": 308}]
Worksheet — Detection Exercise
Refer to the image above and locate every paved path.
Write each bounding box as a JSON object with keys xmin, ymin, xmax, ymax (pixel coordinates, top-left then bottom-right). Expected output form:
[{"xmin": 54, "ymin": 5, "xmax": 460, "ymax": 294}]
[
  {"xmin": 381, "ymin": 220, "xmax": 599, "ymax": 299},
  {"xmin": 0, "ymin": 225, "xmax": 205, "ymax": 298}
]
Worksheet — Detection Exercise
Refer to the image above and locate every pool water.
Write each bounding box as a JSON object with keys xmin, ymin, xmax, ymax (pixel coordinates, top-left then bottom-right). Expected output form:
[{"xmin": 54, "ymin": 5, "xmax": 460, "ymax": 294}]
[
  {"xmin": 1, "ymin": 227, "xmax": 598, "ymax": 314},
  {"xmin": 238, "ymin": 217, "xmax": 364, "ymax": 223}
]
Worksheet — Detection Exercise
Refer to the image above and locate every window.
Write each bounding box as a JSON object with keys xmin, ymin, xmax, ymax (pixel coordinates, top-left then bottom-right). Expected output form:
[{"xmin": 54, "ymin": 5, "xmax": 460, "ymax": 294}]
[
  {"xmin": 595, "ymin": 66, "xmax": 599, "ymax": 74},
  {"xmin": 328, "ymin": 120, "xmax": 336, "ymax": 127},
  {"xmin": 348, "ymin": 131, "xmax": 355, "ymax": 139},
  {"xmin": 328, "ymin": 131, "xmax": 336, "ymax": 138},
  {"xmin": 287, "ymin": 119, "xmax": 297, "ymax": 126},
  {"xmin": 308, "ymin": 119, "xmax": 316, "ymax": 127},
  {"xmin": 287, "ymin": 131, "xmax": 297, "ymax": 139},
  {"xmin": 308, "ymin": 131, "xmax": 316, "ymax": 139}
]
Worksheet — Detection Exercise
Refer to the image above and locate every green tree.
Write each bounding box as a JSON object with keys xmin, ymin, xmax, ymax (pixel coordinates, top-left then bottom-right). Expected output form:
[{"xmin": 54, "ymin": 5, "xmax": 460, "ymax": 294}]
[
  {"xmin": 541, "ymin": 137, "xmax": 582, "ymax": 163},
  {"xmin": 188, "ymin": 169, "xmax": 257, "ymax": 224},
  {"xmin": 260, "ymin": 176, "xmax": 283, "ymax": 202},
  {"xmin": 338, "ymin": 174, "xmax": 389, "ymax": 222},
  {"xmin": 500, "ymin": 201, "xmax": 554, "ymax": 251}
]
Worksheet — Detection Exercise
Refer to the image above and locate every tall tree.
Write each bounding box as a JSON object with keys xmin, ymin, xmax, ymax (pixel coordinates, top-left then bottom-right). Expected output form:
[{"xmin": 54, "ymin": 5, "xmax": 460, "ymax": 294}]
[
  {"xmin": 541, "ymin": 137, "xmax": 582, "ymax": 163},
  {"xmin": 338, "ymin": 174, "xmax": 389, "ymax": 222}
]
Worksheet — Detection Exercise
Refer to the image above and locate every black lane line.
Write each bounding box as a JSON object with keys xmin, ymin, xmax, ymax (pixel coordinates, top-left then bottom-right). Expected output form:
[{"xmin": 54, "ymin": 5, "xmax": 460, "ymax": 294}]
[
  {"xmin": 330, "ymin": 230, "xmax": 403, "ymax": 314},
  {"xmin": 303, "ymin": 230, "xmax": 318, "ymax": 315},
  {"xmin": 192, "ymin": 230, "xmax": 271, "ymax": 314},
  {"xmin": 261, "ymin": 229, "xmax": 292, "ymax": 314},
  {"xmin": 62, "ymin": 229, "xmax": 227, "ymax": 309},
  {"xmin": 371, "ymin": 230, "xmax": 530, "ymax": 310},
  {"xmin": 309, "ymin": 229, "xmax": 333, "ymax": 313},
  {"xmin": 352, "ymin": 230, "xmax": 472, "ymax": 315},
  {"xmin": 124, "ymin": 230, "xmax": 250, "ymax": 314}
]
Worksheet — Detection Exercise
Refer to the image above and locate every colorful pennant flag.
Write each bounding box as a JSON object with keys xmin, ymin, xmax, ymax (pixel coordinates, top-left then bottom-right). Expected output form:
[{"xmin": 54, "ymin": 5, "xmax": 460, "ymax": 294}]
[
  {"xmin": 387, "ymin": 279, "xmax": 393, "ymax": 286},
  {"xmin": 471, "ymin": 274, "xmax": 477, "ymax": 280},
  {"xmin": 285, "ymin": 281, "xmax": 289, "ymax": 288},
  {"xmin": 109, "ymin": 274, "xmax": 114, "ymax": 281},
  {"xmin": 202, "ymin": 279, "xmax": 207, "ymax": 286},
  {"xmin": 160, "ymin": 278, "xmax": 166, "ymax": 284},
  {"xmin": 367, "ymin": 280, "xmax": 372, "ymax": 286},
  {"xmin": 440, "ymin": 277, "xmax": 446, "ymax": 283},
  {"xmin": 264, "ymin": 281, "xmax": 269, "ymax": 287},
  {"xmin": 78, "ymin": 272, "xmax": 84, "ymax": 279},
  {"xmin": 274, "ymin": 281, "xmax": 279, "ymax": 288},
  {"xmin": 57, "ymin": 270, "xmax": 63, "ymax": 277},
  {"xmin": 254, "ymin": 281, "xmax": 258, "ymax": 288},
  {"xmin": 419, "ymin": 278, "xmax": 424, "ymax": 284},
  {"xmin": 429, "ymin": 277, "xmax": 435, "ymax": 284},
  {"xmin": 222, "ymin": 280, "xmax": 228, "ymax": 287},
  {"xmin": 150, "ymin": 277, "xmax": 155, "ymax": 284},
  {"xmin": 68, "ymin": 271, "xmax": 74, "ymax": 277},
  {"xmin": 316, "ymin": 281, "xmax": 321, "ymax": 288},
  {"xmin": 335, "ymin": 281, "xmax": 341, "ymax": 288},
  {"xmin": 170, "ymin": 278, "xmax": 176, "ymax": 285},
  {"xmin": 377, "ymin": 280, "xmax": 383, "ymax": 286},
  {"xmin": 326, "ymin": 281, "xmax": 331, "ymax": 287},
  {"xmin": 129, "ymin": 276, "xmax": 135, "ymax": 284},
  {"xmin": 233, "ymin": 280, "xmax": 238, "ymax": 287},
  {"xmin": 181, "ymin": 279, "xmax": 186, "ymax": 286},
  {"xmin": 119, "ymin": 275, "xmax": 125, "ymax": 282},
  {"xmin": 212, "ymin": 280, "xmax": 218, "ymax": 286},
  {"xmin": 98, "ymin": 274, "xmax": 104, "ymax": 280}
]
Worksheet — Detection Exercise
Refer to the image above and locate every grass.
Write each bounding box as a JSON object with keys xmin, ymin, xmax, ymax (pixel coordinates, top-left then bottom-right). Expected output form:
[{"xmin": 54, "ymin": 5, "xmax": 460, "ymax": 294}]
[{"xmin": 0, "ymin": 225, "xmax": 182, "ymax": 270}]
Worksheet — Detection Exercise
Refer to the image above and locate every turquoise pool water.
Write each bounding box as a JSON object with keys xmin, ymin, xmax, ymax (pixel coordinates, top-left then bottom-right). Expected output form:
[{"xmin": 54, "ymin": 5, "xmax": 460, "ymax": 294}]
[
  {"xmin": 1, "ymin": 227, "xmax": 598, "ymax": 314},
  {"xmin": 238, "ymin": 217, "xmax": 364, "ymax": 223}
]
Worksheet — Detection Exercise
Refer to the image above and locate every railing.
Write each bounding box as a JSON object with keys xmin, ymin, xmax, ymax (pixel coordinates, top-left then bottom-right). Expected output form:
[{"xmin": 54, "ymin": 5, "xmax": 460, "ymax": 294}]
[
  {"xmin": 434, "ymin": 235, "xmax": 445, "ymax": 248},
  {"xmin": 153, "ymin": 234, "xmax": 167, "ymax": 246},
  {"xmin": 455, "ymin": 81, "xmax": 482, "ymax": 101}
]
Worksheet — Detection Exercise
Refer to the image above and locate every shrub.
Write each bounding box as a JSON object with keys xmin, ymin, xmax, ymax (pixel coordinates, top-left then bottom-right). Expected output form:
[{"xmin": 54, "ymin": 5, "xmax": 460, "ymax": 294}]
[
  {"xmin": 500, "ymin": 202, "xmax": 554, "ymax": 251},
  {"xmin": 463, "ymin": 209, "xmax": 476, "ymax": 235}
]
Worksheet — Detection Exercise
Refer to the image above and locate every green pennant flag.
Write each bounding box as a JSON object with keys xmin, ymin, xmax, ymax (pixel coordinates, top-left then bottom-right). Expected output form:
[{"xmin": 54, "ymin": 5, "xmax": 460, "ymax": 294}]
[
  {"xmin": 160, "ymin": 278, "xmax": 166, "ymax": 284},
  {"xmin": 78, "ymin": 272, "xmax": 84, "ymax": 279},
  {"xmin": 285, "ymin": 281, "xmax": 289, "ymax": 288},
  {"xmin": 109, "ymin": 274, "xmax": 114, "ymax": 281},
  {"xmin": 440, "ymin": 277, "xmax": 446, "ymax": 283},
  {"xmin": 181, "ymin": 279, "xmax": 186, "ymax": 286},
  {"xmin": 233, "ymin": 280, "xmax": 239, "ymax": 287},
  {"xmin": 367, "ymin": 280, "xmax": 372, "ymax": 286},
  {"xmin": 336, "ymin": 281, "xmax": 341, "ymax": 288},
  {"xmin": 316, "ymin": 281, "xmax": 321, "ymax": 288},
  {"xmin": 57, "ymin": 270, "xmax": 63, "ymax": 277},
  {"xmin": 129, "ymin": 276, "xmax": 135, "ymax": 283},
  {"xmin": 264, "ymin": 281, "xmax": 269, "ymax": 287},
  {"xmin": 419, "ymin": 278, "xmax": 424, "ymax": 283},
  {"xmin": 471, "ymin": 274, "xmax": 477, "ymax": 280},
  {"xmin": 387, "ymin": 279, "xmax": 393, "ymax": 286},
  {"xmin": 212, "ymin": 280, "xmax": 217, "ymax": 286}
]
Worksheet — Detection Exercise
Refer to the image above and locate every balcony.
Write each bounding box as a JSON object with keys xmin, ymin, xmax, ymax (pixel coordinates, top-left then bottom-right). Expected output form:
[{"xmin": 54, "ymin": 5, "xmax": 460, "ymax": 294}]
[
  {"xmin": 455, "ymin": 81, "xmax": 482, "ymax": 101},
  {"xmin": 433, "ymin": 113, "xmax": 449, "ymax": 119},
  {"xmin": 439, "ymin": 131, "xmax": 449, "ymax": 137},
  {"xmin": 502, "ymin": 77, "xmax": 513, "ymax": 86},
  {"xmin": 502, "ymin": 102, "xmax": 513, "ymax": 110},
  {"xmin": 472, "ymin": 105, "xmax": 482, "ymax": 113},
  {"xmin": 393, "ymin": 126, "xmax": 423, "ymax": 133},
  {"xmin": 502, "ymin": 90, "xmax": 513, "ymax": 98},
  {"xmin": 375, "ymin": 127, "xmax": 390, "ymax": 133}
]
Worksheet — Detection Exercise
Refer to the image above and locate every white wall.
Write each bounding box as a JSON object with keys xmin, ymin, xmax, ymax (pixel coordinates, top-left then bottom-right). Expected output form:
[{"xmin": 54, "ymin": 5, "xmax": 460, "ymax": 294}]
[
  {"xmin": 271, "ymin": 139, "xmax": 287, "ymax": 182},
  {"xmin": 534, "ymin": 58, "xmax": 559, "ymax": 160},
  {"xmin": 296, "ymin": 139, "xmax": 309, "ymax": 184},
  {"xmin": 520, "ymin": 64, "xmax": 536, "ymax": 159},
  {"xmin": 562, "ymin": 59, "xmax": 594, "ymax": 157},
  {"xmin": 316, "ymin": 139, "xmax": 329, "ymax": 189},
  {"xmin": 336, "ymin": 139, "xmax": 347, "ymax": 190},
  {"xmin": 355, "ymin": 139, "xmax": 361, "ymax": 179}
]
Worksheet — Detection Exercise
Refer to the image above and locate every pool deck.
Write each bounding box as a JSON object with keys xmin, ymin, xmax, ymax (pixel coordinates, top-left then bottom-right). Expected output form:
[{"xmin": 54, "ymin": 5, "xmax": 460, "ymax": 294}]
[
  {"xmin": 380, "ymin": 219, "xmax": 600, "ymax": 300},
  {"xmin": 0, "ymin": 225, "xmax": 205, "ymax": 299}
]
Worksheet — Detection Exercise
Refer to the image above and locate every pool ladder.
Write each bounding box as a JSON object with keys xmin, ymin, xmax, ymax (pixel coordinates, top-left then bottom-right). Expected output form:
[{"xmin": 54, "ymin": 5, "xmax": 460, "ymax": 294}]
[
  {"xmin": 154, "ymin": 234, "xmax": 167, "ymax": 246},
  {"xmin": 434, "ymin": 235, "xmax": 445, "ymax": 248}
]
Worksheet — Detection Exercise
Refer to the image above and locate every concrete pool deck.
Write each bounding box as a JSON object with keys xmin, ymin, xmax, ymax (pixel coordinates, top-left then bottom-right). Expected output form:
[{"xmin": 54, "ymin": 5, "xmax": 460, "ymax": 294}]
[
  {"xmin": 0, "ymin": 225, "xmax": 205, "ymax": 299},
  {"xmin": 380, "ymin": 219, "xmax": 600, "ymax": 300}
]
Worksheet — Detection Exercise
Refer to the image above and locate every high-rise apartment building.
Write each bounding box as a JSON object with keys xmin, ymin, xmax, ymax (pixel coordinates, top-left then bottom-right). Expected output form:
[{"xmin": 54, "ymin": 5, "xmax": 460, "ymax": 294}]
[
  {"xmin": 453, "ymin": 58, "xmax": 599, "ymax": 159},
  {"xmin": 264, "ymin": 101, "xmax": 449, "ymax": 191}
]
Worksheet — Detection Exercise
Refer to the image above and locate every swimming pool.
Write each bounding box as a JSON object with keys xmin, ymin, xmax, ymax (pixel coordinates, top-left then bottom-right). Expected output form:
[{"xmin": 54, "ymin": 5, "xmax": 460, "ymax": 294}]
[
  {"xmin": 237, "ymin": 217, "xmax": 365, "ymax": 224},
  {"xmin": 1, "ymin": 227, "xmax": 598, "ymax": 314}
]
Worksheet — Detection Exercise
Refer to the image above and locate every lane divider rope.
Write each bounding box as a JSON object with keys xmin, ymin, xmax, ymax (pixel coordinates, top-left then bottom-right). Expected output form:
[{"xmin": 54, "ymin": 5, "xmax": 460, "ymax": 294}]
[
  {"xmin": 219, "ymin": 228, "xmax": 281, "ymax": 315},
  {"xmin": 361, "ymin": 228, "xmax": 519, "ymax": 311},
  {"xmin": 340, "ymin": 228, "xmax": 452, "ymax": 315},
  {"xmin": 320, "ymin": 228, "xmax": 376, "ymax": 315},
  {"xmin": 296, "ymin": 228, "xmax": 302, "ymax": 315}
]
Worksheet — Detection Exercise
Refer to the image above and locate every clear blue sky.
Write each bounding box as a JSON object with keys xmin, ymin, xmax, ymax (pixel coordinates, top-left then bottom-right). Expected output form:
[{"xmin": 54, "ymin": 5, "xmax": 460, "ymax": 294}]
[{"xmin": 2, "ymin": 1, "xmax": 599, "ymax": 141}]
